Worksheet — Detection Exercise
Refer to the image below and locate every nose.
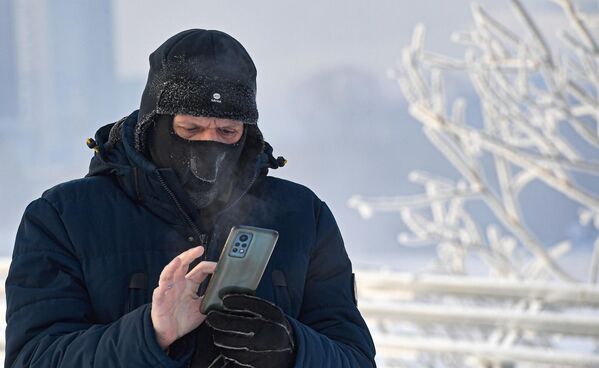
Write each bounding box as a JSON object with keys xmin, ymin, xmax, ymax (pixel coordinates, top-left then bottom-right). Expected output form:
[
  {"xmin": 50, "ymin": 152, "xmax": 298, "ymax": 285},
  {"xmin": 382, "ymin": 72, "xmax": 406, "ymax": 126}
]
[{"xmin": 197, "ymin": 128, "xmax": 221, "ymax": 142}]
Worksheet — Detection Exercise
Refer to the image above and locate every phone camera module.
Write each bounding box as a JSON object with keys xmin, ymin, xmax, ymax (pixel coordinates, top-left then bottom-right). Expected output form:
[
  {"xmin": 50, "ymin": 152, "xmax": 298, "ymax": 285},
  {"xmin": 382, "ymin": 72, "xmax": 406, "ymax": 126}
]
[{"xmin": 229, "ymin": 231, "xmax": 253, "ymax": 258}]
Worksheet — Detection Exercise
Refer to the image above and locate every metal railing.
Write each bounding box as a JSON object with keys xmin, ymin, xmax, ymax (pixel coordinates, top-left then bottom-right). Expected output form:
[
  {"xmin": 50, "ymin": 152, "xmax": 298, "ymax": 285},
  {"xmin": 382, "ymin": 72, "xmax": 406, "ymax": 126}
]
[{"xmin": 356, "ymin": 270, "xmax": 599, "ymax": 367}]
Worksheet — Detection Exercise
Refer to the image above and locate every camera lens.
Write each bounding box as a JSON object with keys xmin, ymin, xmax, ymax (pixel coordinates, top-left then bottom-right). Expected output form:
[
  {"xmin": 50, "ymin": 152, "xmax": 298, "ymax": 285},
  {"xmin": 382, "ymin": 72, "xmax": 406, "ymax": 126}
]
[
  {"xmin": 239, "ymin": 234, "xmax": 248, "ymax": 242},
  {"xmin": 235, "ymin": 242, "xmax": 240, "ymax": 247},
  {"xmin": 232, "ymin": 248, "xmax": 238, "ymax": 253},
  {"xmin": 241, "ymin": 243, "xmax": 247, "ymax": 248}
]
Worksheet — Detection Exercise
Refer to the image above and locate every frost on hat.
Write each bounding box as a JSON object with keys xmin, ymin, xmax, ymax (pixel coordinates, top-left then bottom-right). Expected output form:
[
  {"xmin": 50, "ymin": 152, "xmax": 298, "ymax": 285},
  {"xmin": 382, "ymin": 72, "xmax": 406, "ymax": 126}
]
[{"xmin": 135, "ymin": 29, "xmax": 259, "ymax": 153}]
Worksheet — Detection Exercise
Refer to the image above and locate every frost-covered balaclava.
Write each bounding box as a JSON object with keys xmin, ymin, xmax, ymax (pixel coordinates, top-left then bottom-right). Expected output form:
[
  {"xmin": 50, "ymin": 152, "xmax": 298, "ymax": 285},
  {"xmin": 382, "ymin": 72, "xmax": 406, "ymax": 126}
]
[
  {"xmin": 134, "ymin": 29, "xmax": 259, "ymax": 209},
  {"xmin": 147, "ymin": 114, "xmax": 247, "ymax": 208}
]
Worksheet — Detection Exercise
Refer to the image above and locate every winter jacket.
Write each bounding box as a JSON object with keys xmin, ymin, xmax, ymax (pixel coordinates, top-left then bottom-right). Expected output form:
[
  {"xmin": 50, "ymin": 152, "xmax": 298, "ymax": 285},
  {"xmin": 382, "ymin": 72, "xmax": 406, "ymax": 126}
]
[{"xmin": 5, "ymin": 110, "xmax": 376, "ymax": 367}]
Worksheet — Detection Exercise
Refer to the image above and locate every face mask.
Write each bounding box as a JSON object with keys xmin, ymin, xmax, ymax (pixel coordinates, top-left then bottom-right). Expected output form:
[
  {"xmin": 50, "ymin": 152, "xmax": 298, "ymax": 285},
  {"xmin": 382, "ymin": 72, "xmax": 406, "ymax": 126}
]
[{"xmin": 147, "ymin": 114, "xmax": 246, "ymax": 208}]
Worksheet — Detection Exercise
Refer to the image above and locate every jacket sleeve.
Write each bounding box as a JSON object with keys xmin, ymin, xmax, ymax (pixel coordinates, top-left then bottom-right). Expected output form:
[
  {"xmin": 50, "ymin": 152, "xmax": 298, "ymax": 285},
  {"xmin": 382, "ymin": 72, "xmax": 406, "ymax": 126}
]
[
  {"xmin": 286, "ymin": 201, "xmax": 376, "ymax": 367},
  {"xmin": 5, "ymin": 197, "xmax": 194, "ymax": 368}
]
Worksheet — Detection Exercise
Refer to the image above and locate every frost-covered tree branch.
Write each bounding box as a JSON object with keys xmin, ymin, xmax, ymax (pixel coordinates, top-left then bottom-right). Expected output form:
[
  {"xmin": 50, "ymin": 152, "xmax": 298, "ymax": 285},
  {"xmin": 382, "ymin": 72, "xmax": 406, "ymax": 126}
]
[
  {"xmin": 351, "ymin": 0, "xmax": 599, "ymax": 283},
  {"xmin": 350, "ymin": 1, "xmax": 599, "ymax": 366}
]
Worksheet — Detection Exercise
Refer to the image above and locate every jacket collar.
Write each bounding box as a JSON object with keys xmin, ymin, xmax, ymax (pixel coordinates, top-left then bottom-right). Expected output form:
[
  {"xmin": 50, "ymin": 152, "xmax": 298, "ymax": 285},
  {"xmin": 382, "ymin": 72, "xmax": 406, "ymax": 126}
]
[{"xmin": 87, "ymin": 110, "xmax": 271, "ymax": 237}]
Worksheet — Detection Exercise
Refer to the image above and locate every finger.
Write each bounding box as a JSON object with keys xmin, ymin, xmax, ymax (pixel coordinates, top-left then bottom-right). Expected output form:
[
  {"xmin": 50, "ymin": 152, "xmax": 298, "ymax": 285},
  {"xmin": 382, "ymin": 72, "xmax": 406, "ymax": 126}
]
[
  {"xmin": 173, "ymin": 250, "xmax": 200, "ymax": 283},
  {"xmin": 162, "ymin": 246, "xmax": 205, "ymax": 286},
  {"xmin": 214, "ymin": 328, "xmax": 293, "ymax": 353},
  {"xmin": 185, "ymin": 261, "xmax": 217, "ymax": 284},
  {"xmin": 217, "ymin": 345, "xmax": 291, "ymax": 367},
  {"xmin": 222, "ymin": 294, "xmax": 284, "ymax": 321},
  {"xmin": 219, "ymin": 354, "xmax": 252, "ymax": 368},
  {"xmin": 208, "ymin": 310, "xmax": 292, "ymax": 350},
  {"xmin": 153, "ymin": 286, "xmax": 165, "ymax": 302},
  {"xmin": 159, "ymin": 256, "xmax": 181, "ymax": 286},
  {"xmin": 172, "ymin": 263, "xmax": 188, "ymax": 287},
  {"xmin": 212, "ymin": 329, "xmax": 252, "ymax": 349},
  {"xmin": 176, "ymin": 245, "xmax": 205, "ymax": 267},
  {"xmin": 206, "ymin": 310, "xmax": 261, "ymax": 335},
  {"xmin": 206, "ymin": 354, "xmax": 228, "ymax": 368}
]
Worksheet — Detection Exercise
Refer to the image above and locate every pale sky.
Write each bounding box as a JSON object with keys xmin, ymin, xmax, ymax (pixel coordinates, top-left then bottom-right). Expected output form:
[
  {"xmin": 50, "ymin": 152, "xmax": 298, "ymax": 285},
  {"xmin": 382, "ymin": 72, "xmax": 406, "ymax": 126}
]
[{"xmin": 4, "ymin": 0, "xmax": 589, "ymax": 271}]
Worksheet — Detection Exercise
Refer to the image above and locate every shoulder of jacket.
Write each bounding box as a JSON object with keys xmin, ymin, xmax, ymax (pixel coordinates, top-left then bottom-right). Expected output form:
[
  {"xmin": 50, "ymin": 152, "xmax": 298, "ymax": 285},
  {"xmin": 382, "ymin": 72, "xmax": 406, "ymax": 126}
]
[
  {"xmin": 259, "ymin": 175, "xmax": 321, "ymax": 200},
  {"xmin": 253, "ymin": 176, "xmax": 327, "ymax": 221},
  {"xmin": 40, "ymin": 176, "xmax": 119, "ymax": 209}
]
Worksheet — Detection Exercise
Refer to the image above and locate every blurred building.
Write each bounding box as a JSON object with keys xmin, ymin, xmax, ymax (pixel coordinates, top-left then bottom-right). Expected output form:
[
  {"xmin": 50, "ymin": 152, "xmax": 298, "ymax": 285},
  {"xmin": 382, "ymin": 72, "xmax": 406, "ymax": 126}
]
[
  {"xmin": 10, "ymin": 0, "xmax": 117, "ymax": 164},
  {"xmin": 0, "ymin": 0, "xmax": 18, "ymax": 121}
]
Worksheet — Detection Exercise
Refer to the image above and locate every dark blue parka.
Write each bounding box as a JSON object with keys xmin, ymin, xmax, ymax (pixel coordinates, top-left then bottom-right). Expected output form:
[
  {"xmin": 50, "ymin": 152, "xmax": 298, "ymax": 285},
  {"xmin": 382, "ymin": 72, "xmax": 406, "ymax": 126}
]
[{"xmin": 5, "ymin": 110, "xmax": 376, "ymax": 367}]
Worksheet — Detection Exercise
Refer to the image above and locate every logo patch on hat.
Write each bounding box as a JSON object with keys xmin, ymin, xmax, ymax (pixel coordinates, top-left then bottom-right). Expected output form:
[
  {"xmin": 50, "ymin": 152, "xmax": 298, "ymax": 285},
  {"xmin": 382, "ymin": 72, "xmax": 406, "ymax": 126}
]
[{"xmin": 211, "ymin": 93, "xmax": 222, "ymax": 103}]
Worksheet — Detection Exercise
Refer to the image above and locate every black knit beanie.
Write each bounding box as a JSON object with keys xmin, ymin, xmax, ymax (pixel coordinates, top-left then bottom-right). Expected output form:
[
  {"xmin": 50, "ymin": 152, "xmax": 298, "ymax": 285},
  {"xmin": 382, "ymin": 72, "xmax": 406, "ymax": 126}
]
[{"xmin": 135, "ymin": 29, "xmax": 258, "ymax": 153}]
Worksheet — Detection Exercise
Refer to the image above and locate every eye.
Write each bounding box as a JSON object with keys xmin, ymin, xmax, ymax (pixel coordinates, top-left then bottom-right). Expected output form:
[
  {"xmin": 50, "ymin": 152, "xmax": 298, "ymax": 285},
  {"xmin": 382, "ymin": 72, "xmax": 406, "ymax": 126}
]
[{"xmin": 218, "ymin": 128, "xmax": 237, "ymax": 136}]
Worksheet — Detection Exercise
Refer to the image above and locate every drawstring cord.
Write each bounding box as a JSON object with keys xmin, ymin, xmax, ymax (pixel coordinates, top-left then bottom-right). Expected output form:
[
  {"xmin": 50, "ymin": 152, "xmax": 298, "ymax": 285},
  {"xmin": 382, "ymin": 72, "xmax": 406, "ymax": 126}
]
[{"xmin": 264, "ymin": 142, "xmax": 287, "ymax": 169}]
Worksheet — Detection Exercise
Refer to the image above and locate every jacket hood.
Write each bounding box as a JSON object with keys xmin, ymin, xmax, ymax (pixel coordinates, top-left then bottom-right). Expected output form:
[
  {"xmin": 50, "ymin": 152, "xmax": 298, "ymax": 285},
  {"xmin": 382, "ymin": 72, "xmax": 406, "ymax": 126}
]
[{"xmin": 86, "ymin": 111, "xmax": 283, "ymax": 230}]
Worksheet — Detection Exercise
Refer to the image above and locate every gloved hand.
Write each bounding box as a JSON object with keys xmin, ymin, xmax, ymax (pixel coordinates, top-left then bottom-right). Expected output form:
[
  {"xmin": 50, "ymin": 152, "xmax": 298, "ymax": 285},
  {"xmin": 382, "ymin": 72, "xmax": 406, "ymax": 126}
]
[
  {"xmin": 189, "ymin": 323, "xmax": 221, "ymax": 367},
  {"xmin": 205, "ymin": 293, "xmax": 296, "ymax": 368}
]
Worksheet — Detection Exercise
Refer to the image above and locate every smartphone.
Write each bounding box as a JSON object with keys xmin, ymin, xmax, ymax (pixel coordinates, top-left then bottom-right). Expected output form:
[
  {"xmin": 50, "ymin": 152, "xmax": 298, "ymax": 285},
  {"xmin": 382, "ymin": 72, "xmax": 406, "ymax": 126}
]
[{"xmin": 199, "ymin": 225, "xmax": 279, "ymax": 314}]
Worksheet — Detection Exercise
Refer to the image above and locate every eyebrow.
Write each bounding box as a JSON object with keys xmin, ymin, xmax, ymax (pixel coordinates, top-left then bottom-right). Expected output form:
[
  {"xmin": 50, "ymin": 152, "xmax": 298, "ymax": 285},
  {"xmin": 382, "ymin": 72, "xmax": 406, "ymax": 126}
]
[
  {"xmin": 217, "ymin": 124, "xmax": 243, "ymax": 130},
  {"xmin": 175, "ymin": 120, "xmax": 242, "ymax": 129}
]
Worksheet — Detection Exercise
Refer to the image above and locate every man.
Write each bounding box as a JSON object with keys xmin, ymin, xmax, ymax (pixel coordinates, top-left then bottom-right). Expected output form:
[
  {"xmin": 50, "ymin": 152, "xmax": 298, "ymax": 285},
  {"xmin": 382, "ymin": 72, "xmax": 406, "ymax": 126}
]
[{"xmin": 5, "ymin": 29, "xmax": 376, "ymax": 367}]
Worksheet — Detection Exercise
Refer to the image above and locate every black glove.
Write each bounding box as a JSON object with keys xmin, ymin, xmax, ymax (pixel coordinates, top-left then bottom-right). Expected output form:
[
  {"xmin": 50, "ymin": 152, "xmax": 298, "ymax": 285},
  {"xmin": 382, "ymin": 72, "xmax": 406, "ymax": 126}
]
[{"xmin": 205, "ymin": 293, "xmax": 296, "ymax": 368}]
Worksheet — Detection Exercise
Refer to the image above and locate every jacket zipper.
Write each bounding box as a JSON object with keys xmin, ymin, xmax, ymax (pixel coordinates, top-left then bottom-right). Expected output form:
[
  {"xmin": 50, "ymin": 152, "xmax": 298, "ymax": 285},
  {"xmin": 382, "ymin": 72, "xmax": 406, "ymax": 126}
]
[
  {"xmin": 156, "ymin": 172, "xmax": 210, "ymax": 368},
  {"xmin": 155, "ymin": 171, "xmax": 208, "ymax": 249},
  {"xmin": 155, "ymin": 161, "xmax": 261, "ymax": 260}
]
